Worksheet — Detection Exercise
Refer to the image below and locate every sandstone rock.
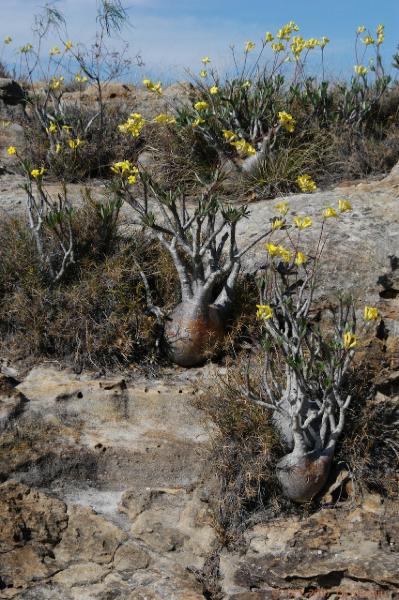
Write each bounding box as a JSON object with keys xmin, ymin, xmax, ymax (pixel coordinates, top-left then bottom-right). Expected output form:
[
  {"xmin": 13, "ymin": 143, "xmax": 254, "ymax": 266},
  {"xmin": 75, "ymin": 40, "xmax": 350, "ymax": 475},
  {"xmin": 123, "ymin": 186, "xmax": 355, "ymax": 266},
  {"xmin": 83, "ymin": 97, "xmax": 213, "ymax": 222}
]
[
  {"xmin": 55, "ymin": 505, "xmax": 127, "ymax": 565},
  {"xmin": 113, "ymin": 540, "xmax": 151, "ymax": 574},
  {"xmin": 0, "ymin": 482, "xmax": 68, "ymax": 593},
  {"xmin": 52, "ymin": 562, "xmax": 110, "ymax": 586}
]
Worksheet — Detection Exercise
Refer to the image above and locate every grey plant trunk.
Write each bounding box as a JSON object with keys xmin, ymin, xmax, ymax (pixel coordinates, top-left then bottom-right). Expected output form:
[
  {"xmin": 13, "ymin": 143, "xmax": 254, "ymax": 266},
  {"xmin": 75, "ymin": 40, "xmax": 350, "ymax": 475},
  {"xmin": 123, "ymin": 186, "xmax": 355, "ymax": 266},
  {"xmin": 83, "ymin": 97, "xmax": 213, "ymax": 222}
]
[{"xmin": 272, "ymin": 389, "xmax": 335, "ymax": 502}]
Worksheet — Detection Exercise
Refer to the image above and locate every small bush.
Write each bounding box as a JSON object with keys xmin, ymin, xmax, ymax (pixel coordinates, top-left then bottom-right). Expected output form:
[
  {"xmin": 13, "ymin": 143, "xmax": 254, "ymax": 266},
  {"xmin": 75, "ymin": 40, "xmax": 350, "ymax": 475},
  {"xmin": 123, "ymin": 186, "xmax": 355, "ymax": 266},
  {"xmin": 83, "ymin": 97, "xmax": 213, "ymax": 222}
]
[{"xmin": 0, "ymin": 198, "xmax": 179, "ymax": 370}]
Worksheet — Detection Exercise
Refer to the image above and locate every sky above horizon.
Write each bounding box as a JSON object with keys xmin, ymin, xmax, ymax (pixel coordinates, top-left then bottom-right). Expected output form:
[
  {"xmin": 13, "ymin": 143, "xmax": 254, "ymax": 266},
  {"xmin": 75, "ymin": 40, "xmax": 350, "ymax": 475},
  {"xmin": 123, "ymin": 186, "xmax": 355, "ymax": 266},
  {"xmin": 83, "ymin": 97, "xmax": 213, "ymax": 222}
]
[{"xmin": 1, "ymin": 0, "xmax": 398, "ymax": 82}]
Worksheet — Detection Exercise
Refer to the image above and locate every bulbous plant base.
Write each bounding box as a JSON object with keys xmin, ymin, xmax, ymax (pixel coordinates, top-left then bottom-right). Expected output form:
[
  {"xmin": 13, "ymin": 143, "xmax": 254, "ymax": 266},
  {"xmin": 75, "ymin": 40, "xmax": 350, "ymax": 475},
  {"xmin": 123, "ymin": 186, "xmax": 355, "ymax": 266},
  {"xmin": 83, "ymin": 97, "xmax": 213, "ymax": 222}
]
[
  {"xmin": 164, "ymin": 302, "xmax": 225, "ymax": 367},
  {"xmin": 276, "ymin": 449, "xmax": 333, "ymax": 503}
]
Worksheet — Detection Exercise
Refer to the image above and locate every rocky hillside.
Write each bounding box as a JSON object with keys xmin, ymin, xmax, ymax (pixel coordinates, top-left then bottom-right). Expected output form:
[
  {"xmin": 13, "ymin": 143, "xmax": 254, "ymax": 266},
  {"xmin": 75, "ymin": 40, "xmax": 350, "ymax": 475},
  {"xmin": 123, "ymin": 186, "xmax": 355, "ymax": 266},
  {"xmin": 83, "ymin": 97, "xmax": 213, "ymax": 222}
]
[{"xmin": 0, "ymin": 78, "xmax": 399, "ymax": 599}]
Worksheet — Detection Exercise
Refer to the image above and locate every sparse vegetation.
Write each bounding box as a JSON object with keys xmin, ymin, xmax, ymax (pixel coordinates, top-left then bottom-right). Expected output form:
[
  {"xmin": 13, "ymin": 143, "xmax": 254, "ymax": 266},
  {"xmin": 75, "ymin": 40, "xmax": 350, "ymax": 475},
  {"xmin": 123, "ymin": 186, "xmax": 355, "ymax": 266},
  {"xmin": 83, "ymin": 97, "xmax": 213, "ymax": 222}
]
[{"xmin": 0, "ymin": 5, "xmax": 398, "ymax": 526}]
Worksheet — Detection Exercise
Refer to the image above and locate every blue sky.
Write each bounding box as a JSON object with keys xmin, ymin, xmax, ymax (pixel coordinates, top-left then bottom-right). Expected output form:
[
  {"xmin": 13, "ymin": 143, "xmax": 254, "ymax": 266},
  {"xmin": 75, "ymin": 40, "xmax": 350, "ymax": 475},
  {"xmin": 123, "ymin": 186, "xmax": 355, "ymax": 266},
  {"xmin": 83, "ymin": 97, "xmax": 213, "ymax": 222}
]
[{"xmin": 1, "ymin": 0, "xmax": 398, "ymax": 81}]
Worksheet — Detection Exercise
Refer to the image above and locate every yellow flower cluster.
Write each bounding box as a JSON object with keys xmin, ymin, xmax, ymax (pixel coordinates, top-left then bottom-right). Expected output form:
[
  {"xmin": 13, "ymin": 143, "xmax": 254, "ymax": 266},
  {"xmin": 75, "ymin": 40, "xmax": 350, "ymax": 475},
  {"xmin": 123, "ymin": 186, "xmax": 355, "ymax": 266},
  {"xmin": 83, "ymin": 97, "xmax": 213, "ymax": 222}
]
[
  {"xmin": 199, "ymin": 70, "xmax": 207, "ymax": 78},
  {"xmin": 50, "ymin": 46, "xmax": 61, "ymax": 56},
  {"xmin": 362, "ymin": 35, "xmax": 375, "ymax": 46},
  {"xmin": 153, "ymin": 113, "xmax": 176, "ymax": 125},
  {"xmin": 364, "ymin": 306, "xmax": 379, "ymax": 321},
  {"xmin": 275, "ymin": 201, "xmax": 289, "ymax": 215},
  {"xmin": 278, "ymin": 111, "xmax": 296, "ymax": 133},
  {"xmin": 68, "ymin": 138, "xmax": 83, "ymax": 150},
  {"xmin": 111, "ymin": 160, "xmax": 139, "ymax": 184},
  {"xmin": 75, "ymin": 72, "xmax": 88, "ymax": 83},
  {"xmin": 46, "ymin": 122, "xmax": 58, "ymax": 135},
  {"xmin": 50, "ymin": 76, "xmax": 64, "ymax": 90},
  {"xmin": 323, "ymin": 207, "xmax": 338, "ymax": 219},
  {"xmin": 297, "ymin": 174, "xmax": 317, "ymax": 193},
  {"xmin": 265, "ymin": 242, "xmax": 306, "ymax": 266},
  {"xmin": 230, "ymin": 139, "xmax": 256, "ymax": 157},
  {"xmin": 272, "ymin": 42, "xmax": 286, "ymax": 53},
  {"xmin": 245, "ymin": 41, "xmax": 256, "ymax": 53},
  {"xmin": 20, "ymin": 43, "xmax": 33, "ymax": 53},
  {"xmin": 209, "ymin": 85, "xmax": 219, "ymax": 95},
  {"xmin": 194, "ymin": 101, "xmax": 209, "ymax": 111},
  {"xmin": 4, "ymin": 36, "xmax": 12, "ymax": 44},
  {"xmin": 343, "ymin": 331, "xmax": 357, "ymax": 349},
  {"xmin": 143, "ymin": 79, "xmax": 162, "ymax": 95},
  {"xmin": 31, "ymin": 167, "xmax": 46, "ymax": 179},
  {"xmin": 65, "ymin": 40, "xmax": 73, "ymax": 50},
  {"xmin": 293, "ymin": 216, "xmax": 312, "ymax": 229},
  {"xmin": 222, "ymin": 130, "xmax": 256, "ymax": 156},
  {"xmin": 277, "ymin": 21, "xmax": 299, "ymax": 41},
  {"xmin": 354, "ymin": 65, "xmax": 368, "ymax": 76},
  {"xmin": 290, "ymin": 35, "xmax": 329, "ymax": 60},
  {"xmin": 256, "ymin": 304, "xmax": 273, "ymax": 320},
  {"xmin": 201, "ymin": 56, "xmax": 211, "ymax": 64},
  {"xmin": 7, "ymin": 146, "xmax": 16, "ymax": 155},
  {"xmin": 192, "ymin": 117, "xmax": 205, "ymax": 128},
  {"xmin": 265, "ymin": 32, "xmax": 274, "ymax": 43},
  {"xmin": 376, "ymin": 24, "xmax": 385, "ymax": 45},
  {"xmin": 118, "ymin": 113, "xmax": 145, "ymax": 137},
  {"xmin": 271, "ymin": 218, "xmax": 284, "ymax": 230}
]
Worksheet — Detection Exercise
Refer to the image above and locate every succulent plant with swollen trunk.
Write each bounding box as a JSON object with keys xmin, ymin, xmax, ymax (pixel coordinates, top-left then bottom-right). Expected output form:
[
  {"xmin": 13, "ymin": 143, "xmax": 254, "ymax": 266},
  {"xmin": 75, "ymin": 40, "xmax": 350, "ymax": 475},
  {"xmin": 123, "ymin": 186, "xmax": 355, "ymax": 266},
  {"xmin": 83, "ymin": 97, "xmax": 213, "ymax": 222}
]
[
  {"xmin": 115, "ymin": 169, "xmax": 272, "ymax": 366},
  {"xmin": 242, "ymin": 258, "xmax": 357, "ymax": 502}
]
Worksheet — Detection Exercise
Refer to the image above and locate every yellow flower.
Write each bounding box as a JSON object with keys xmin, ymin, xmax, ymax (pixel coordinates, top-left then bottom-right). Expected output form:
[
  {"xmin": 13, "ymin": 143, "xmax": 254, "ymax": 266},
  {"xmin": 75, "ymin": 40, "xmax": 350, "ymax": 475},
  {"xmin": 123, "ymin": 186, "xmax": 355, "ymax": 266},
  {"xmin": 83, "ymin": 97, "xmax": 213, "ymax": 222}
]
[
  {"xmin": 75, "ymin": 72, "xmax": 88, "ymax": 83},
  {"xmin": 294, "ymin": 251, "xmax": 307, "ymax": 266},
  {"xmin": 362, "ymin": 35, "xmax": 375, "ymax": 46},
  {"xmin": 272, "ymin": 42, "xmax": 286, "ymax": 53},
  {"xmin": 297, "ymin": 174, "xmax": 316, "ymax": 193},
  {"xmin": 46, "ymin": 122, "xmax": 57, "ymax": 135},
  {"xmin": 31, "ymin": 167, "xmax": 45, "ymax": 179},
  {"xmin": 143, "ymin": 79, "xmax": 162, "ymax": 95},
  {"xmin": 364, "ymin": 306, "xmax": 379, "ymax": 321},
  {"xmin": 50, "ymin": 76, "xmax": 64, "ymax": 90},
  {"xmin": 343, "ymin": 332, "xmax": 357, "ymax": 349},
  {"xmin": 275, "ymin": 201, "xmax": 289, "ymax": 215},
  {"xmin": 376, "ymin": 25, "xmax": 385, "ymax": 45},
  {"xmin": 265, "ymin": 32, "xmax": 274, "ymax": 43},
  {"xmin": 338, "ymin": 199, "xmax": 352, "ymax": 213},
  {"xmin": 290, "ymin": 35, "xmax": 305, "ymax": 59},
  {"xmin": 6, "ymin": 146, "xmax": 16, "ymax": 155},
  {"xmin": 65, "ymin": 40, "xmax": 73, "ymax": 50},
  {"xmin": 357, "ymin": 25, "xmax": 366, "ymax": 33},
  {"xmin": 278, "ymin": 110, "xmax": 296, "ymax": 133},
  {"xmin": 199, "ymin": 70, "xmax": 207, "ymax": 78},
  {"xmin": 68, "ymin": 138, "xmax": 83, "ymax": 150},
  {"xmin": 222, "ymin": 130, "xmax": 237, "ymax": 142},
  {"xmin": 111, "ymin": 160, "xmax": 134, "ymax": 174},
  {"xmin": 230, "ymin": 139, "xmax": 256, "ymax": 157},
  {"xmin": 50, "ymin": 46, "xmax": 61, "ymax": 56},
  {"xmin": 127, "ymin": 174, "xmax": 138, "ymax": 185},
  {"xmin": 194, "ymin": 101, "xmax": 209, "ymax": 111},
  {"xmin": 201, "ymin": 56, "xmax": 211, "ymax": 64},
  {"xmin": 320, "ymin": 36, "xmax": 330, "ymax": 48},
  {"xmin": 323, "ymin": 207, "xmax": 338, "ymax": 218},
  {"xmin": 293, "ymin": 216, "xmax": 312, "ymax": 229},
  {"xmin": 20, "ymin": 43, "xmax": 33, "ymax": 53},
  {"xmin": 55, "ymin": 143, "xmax": 62, "ymax": 154},
  {"xmin": 279, "ymin": 247, "xmax": 293, "ymax": 263},
  {"xmin": 194, "ymin": 101, "xmax": 209, "ymax": 110},
  {"xmin": 192, "ymin": 117, "xmax": 205, "ymax": 128},
  {"xmin": 242, "ymin": 80, "xmax": 252, "ymax": 89},
  {"xmin": 244, "ymin": 41, "xmax": 256, "ymax": 53},
  {"xmin": 4, "ymin": 36, "xmax": 12, "ymax": 45},
  {"xmin": 304, "ymin": 38, "xmax": 320, "ymax": 49},
  {"xmin": 62, "ymin": 125, "xmax": 72, "ymax": 132},
  {"xmin": 118, "ymin": 113, "xmax": 145, "ymax": 137},
  {"xmin": 265, "ymin": 242, "xmax": 280, "ymax": 257},
  {"xmin": 153, "ymin": 113, "xmax": 176, "ymax": 125},
  {"xmin": 256, "ymin": 304, "xmax": 273, "ymax": 320},
  {"xmin": 209, "ymin": 85, "xmax": 219, "ymax": 95},
  {"xmin": 271, "ymin": 218, "xmax": 284, "ymax": 230},
  {"xmin": 354, "ymin": 65, "xmax": 368, "ymax": 76}
]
